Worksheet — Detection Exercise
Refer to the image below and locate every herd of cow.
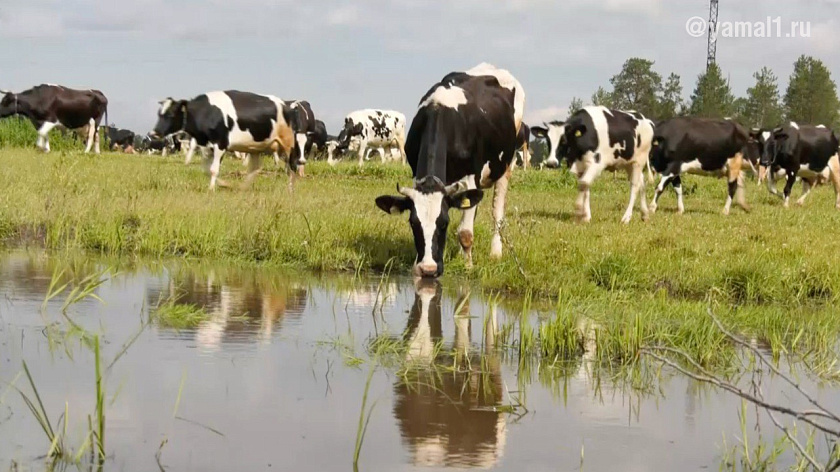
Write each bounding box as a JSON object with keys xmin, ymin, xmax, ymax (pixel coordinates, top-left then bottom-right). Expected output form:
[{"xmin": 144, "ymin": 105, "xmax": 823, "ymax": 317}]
[{"xmin": 1, "ymin": 62, "xmax": 839, "ymax": 279}]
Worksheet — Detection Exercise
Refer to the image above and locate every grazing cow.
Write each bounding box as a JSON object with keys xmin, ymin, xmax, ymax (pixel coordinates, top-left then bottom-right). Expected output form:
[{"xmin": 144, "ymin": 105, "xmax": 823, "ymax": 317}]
[
  {"xmin": 515, "ymin": 123, "xmax": 531, "ymax": 169},
  {"xmin": 532, "ymin": 107, "xmax": 654, "ymax": 223},
  {"xmin": 335, "ymin": 109, "xmax": 407, "ymax": 166},
  {"xmin": 650, "ymin": 117, "xmax": 750, "ymax": 215},
  {"xmin": 105, "ymin": 126, "xmax": 135, "ymax": 152},
  {"xmin": 307, "ymin": 119, "xmax": 329, "ymax": 157},
  {"xmin": 0, "ymin": 84, "xmax": 108, "ymax": 153},
  {"xmin": 760, "ymin": 122, "xmax": 840, "ymax": 208},
  {"xmin": 374, "ymin": 63, "xmax": 524, "ymax": 277},
  {"xmin": 151, "ymin": 91, "xmax": 296, "ymax": 189}
]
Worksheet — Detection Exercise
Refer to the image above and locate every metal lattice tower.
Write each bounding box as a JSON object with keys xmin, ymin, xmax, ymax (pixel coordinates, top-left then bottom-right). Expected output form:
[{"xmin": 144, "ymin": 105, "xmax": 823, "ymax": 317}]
[{"xmin": 707, "ymin": 0, "xmax": 720, "ymax": 69}]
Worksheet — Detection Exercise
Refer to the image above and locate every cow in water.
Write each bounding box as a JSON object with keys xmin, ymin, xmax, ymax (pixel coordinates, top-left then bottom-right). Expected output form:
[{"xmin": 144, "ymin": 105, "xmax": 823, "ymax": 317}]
[
  {"xmin": 334, "ymin": 109, "xmax": 407, "ymax": 166},
  {"xmin": 374, "ymin": 63, "xmax": 525, "ymax": 278},
  {"xmin": 0, "ymin": 84, "xmax": 108, "ymax": 153},
  {"xmin": 150, "ymin": 91, "xmax": 297, "ymax": 189},
  {"xmin": 650, "ymin": 117, "xmax": 751, "ymax": 215}
]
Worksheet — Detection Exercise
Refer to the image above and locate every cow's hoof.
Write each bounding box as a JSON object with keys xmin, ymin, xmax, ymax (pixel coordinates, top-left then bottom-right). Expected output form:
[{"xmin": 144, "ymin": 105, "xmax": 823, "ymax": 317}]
[
  {"xmin": 649, "ymin": 204, "xmax": 658, "ymax": 214},
  {"xmin": 641, "ymin": 212, "xmax": 650, "ymax": 222},
  {"xmin": 620, "ymin": 214, "xmax": 632, "ymax": 224}
]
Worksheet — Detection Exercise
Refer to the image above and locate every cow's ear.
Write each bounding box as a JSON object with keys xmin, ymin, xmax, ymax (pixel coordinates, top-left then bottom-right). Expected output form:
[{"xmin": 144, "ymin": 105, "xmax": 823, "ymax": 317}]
[
  {"xmin": 375, "ymin": 195, "xmax": 412, "ymax": 215},
  {"xmin": 531, "ymin": 126, "xmax": 548, "ymax": 139},
  {"xmin": 447, "ymin": 189, "xmax": 484, "ymax": 211},
  {"xmin": 569, "ymin": 124, "xmax": 587, "ymax": 138},
  {"xmin": 178, "ymin": 100, "xmax": 188, "ymax": 112}
]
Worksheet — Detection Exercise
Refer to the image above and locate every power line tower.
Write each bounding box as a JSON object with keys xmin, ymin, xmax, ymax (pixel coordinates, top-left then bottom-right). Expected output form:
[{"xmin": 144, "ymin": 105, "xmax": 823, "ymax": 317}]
[{"xmin": 707, "ymin": 0, "xmax": 720, "ymax": 70}]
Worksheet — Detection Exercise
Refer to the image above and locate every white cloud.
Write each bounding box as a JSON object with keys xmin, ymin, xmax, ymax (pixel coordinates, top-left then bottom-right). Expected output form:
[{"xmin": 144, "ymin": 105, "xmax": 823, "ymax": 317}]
[{"xmin": 327, "ymin": 5, "xmax": 360, "ymax": 25}]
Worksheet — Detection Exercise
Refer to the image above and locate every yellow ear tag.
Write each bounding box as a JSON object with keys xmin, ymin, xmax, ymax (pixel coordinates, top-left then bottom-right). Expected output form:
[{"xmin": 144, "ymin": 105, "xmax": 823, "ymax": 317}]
[
  {"xmin": 574, "ymin": 130, "xmax": 582, "ymax": 137},
  {"xmin": 652, "ymin": 139, "xmax": 659, "ymax": 146},
  {"xmin": 460, "ymin": 198, "xmax": 471, "ymax": 209}
]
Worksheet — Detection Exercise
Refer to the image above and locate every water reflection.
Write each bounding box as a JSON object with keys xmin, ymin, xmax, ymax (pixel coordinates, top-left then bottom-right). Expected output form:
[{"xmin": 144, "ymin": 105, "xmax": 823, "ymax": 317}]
[
  {"xmin": 393, "ymin": 279, "xmax": 506, "ymax": 469},
  {"xmin": 146, "ymin": 269, "xmax": 308, "ymax": 348}
]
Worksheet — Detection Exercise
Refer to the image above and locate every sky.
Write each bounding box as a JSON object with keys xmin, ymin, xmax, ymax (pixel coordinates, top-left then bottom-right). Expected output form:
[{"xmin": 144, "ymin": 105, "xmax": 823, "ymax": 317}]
[{"xmin": 1, "ymin": 0, "xmax": 838, "ymax": 133}]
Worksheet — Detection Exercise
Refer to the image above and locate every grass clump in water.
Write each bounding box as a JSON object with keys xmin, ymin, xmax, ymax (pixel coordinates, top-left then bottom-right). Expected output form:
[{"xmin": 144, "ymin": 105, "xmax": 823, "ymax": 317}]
[{"xmin": 152, "ymin": 300, "xmax": 210, "ymax": 329}]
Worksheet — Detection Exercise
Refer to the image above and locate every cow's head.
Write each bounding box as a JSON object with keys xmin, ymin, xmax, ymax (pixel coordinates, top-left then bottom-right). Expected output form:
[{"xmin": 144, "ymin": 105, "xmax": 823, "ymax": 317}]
[
  {"xmin": 530, "ymin": 121, "xmax": 566, "ymax": 168},
  {"xmin": 375, "ymin": 176, "xmax": 483, "ymax": 278},
  {"xmin": 0, "ymin": 90, "xmax": 17, "ymax": 118},
  {"xmin": 151, "ymin": 98, "xmax": 187, "ymax": 138},
  {"xmin": 771, "ymin": 124, "xmax": 799, "ymax": 165},
  {"xmin": 749, "ymin": 128, "xmax": 777, "ymax": 172},
  {"xmin": 335, "ymin": 119, "xmax": 364, "ymax": 153}
]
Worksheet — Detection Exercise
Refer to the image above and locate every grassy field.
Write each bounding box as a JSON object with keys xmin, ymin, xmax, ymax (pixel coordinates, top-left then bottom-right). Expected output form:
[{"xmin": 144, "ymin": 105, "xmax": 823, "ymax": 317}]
[{"xmin": 2, "ymin": 146, "xmax": 840, "ymax": 367}]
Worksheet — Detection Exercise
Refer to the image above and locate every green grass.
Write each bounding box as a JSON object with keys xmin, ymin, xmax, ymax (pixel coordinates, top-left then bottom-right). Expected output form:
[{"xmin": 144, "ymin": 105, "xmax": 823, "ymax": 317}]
[
  {"xmin": 152, "ymin": 300, "xmax": 211, "ymax": 330},
  {"xmin": 3, "ymin": 146, "xmax": 840, "ymax": 366}
]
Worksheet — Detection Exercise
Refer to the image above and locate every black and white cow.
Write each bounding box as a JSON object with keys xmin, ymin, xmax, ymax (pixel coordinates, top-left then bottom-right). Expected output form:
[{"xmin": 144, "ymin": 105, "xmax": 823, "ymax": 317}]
[
  {"xmin": 760, "ymin": 122, "xmax": 840, "ymax": 208},
  {"xmin": 335, "ymin": 109, "xmax": 407, "ymax": 166},
  {"xmin": 650, "ymin": 117, "xmax": 750, "ymax": 215},
  {"xmin": 151, "ymin": 91, "xmax": 296, "ymax": 189},
  {"xmin": 532, "ymin": 107, "xmax": 654, "ymax": 224},
  {"xmin": 105, "ymin": 126, "xmax": 135, "ymax": 152},
  {"xmin": 0, "ymin": 84, "xmax": 108, "ymax": 153},
  {"xmin": 374, "ymin": 63, "xmax": 525, "ymax": 278},
  {"xmin": 516, "ymin": 123, "xmax": 531, "ymax": 169}
]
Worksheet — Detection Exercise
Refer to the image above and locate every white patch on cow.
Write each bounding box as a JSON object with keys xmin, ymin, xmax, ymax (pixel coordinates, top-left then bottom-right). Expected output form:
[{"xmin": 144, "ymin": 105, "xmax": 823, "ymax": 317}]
[
  {"xmin": 158, "ymin": 99, "xmax": 173, "ymax": 116},
  {"xmin": 205, "ymin": 91, "xmax": 287, "ymax": 153},
  {"xmin": 295, "ymin": 133, "xmax": 308, "ymax": 163},
  {"xmin": 36, "ymin": 121, "xmax": 58, "ymax": 151},
  {"xmin": 420, "ymin": 85, "xmax": 467, "ymax": 110},
  {"xmin": 412, "ymin": 191, "xmax": 444, "ymax": 270},
  {"xmin": 790, "ymin": 121, "xmax": 800, "ymax": 130},
  {"xmin": 762, "ymin": 131, "xmax": 770, "ymax": 141},
  {"xmin": 817, "ymin": 124, "xmax": 827, "ymax": 129},
  {"xmin": 544, "ymin": 123, "xmax": 565, "ymax": 168},
  {"xmin": 798, "ymin": 164, "xmax": 830, "ymax": 180},
  {"xmin": 466, "ymin": 63, "xmax": 525, "ymax": 130}
]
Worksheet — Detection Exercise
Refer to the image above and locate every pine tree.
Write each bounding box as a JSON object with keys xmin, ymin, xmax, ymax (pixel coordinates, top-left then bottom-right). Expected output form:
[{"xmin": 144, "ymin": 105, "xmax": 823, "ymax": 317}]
[
  {"xmin": 609, "ymin": 58, "xmax": 662, "ymax": 117},
  {"xmin": 568, "ymin": 97, "xmax": 584, "ymax": 117},
  {"xmin": 784, "ymin": 55, "xmax": 840, "ymax": 127},
  {"xmin": 689, "ymin": 63, "xmax": 736, "ymax": 119},
  {"xmin": 658, "ymin": 73, "xmax": 685, "ymax": 120},
  {"xmin": 740, "ymin": 67, "xmax": 784, "ymax": 128}
]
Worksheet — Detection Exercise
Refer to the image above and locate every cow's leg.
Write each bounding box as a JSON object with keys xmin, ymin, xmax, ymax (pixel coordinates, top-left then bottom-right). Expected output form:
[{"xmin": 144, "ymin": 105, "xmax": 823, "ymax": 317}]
[
  {"xmin": 295, "ymin": 133, "xmax": 308, "ymax": 167},
  {"xmin": 37, "ymin": 121, "xmax": 58, "ymax": 152},
  {"xmin": 83, "ymin": 119, "xmax": 96, "ymax": 153},
  {"xmin": 758, "ymin": 165, "xmax": 767, "ymax": 185},
  {"xmin": 766, "ymin": 167, "xmax": 782, "ymax": 197},
  {"xmin": 298, "ymin": 165, "xmax": 305, "ymax": 177},
  {"xmin": 575, "ymin": 165, "xmax": 602, "ymax": 223},
  {"xmin": 93, "ymin": 122, "xmax": 102, "ymax": 154},
  {"xmin": 357, "ymin": 140, "xmax": 368, "ymax": 166},
  {"xmin": 621, "ymin": 164, "xmax": 645, "ymax": 224},
  {"xmin": 672, "ymin": 176, "xmax": 685, "ymax": 214},
  {"xmin": 782, "ymin": 171, "xmax": 797, "ymax": 208},
  {"xmin": 397, "ymin": 136, "xmax": 407, "ymax": 165},
  {"xmin": 650, "ymin": 174, "xmax": 674, "ymax": 214},
  {"xmin": 184, "ymin": 139, "xmax": 198, "ymax": 164},
  {"xmin": 796, "ymin": 178, "xmax": 814, "ymax": 206},
  {"xmin": 242, "ymin": 153, "xmax": 262, "ymax": 188},
  {"xmin": 207, "ymin": 145, "xmax": 229, "ymax": 190},
  {"xmin": 490, "ymin": 167, "xmax": 511, "ymax": 259},
  {"xmin": 828, "ymin": 155, "xmax": 840, "ymax": 210},
  {"xmin": 723, "ymin": 153, "xmax": 746, "ymax": 215},
  {"xmin": 523, "ymin": 143, "xmax": 531, "ymax": 170},
  {"xmin": 458, "ymin": 179, "xmax": 478, "ymax": 269},
  {"xmin": 378, "ymin": 147, "xmax": 386, "ymax": 163}
]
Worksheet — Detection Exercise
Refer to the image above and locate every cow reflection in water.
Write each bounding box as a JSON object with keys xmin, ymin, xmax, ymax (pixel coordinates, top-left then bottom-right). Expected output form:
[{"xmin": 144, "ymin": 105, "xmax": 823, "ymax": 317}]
[
  {"xmin": 149, "ymin": 271, "xmax": 307, "ymax": 348},
  {"xmin": 393, "ymin": 279, "xmax": 506, "ymax": 469}
]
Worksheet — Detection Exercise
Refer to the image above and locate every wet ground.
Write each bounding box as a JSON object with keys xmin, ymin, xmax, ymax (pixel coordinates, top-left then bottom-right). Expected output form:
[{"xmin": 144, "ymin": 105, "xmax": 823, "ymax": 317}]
[{"xmin": 1, "ymin": 251, "xmax": 838, "ymax": 471}]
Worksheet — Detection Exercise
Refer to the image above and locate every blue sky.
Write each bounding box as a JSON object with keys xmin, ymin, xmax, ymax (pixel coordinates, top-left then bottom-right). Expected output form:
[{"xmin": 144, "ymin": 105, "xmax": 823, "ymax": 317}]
[{"xmin": 1, "ymin": 0, "xmax": 838, "ymax": 133}]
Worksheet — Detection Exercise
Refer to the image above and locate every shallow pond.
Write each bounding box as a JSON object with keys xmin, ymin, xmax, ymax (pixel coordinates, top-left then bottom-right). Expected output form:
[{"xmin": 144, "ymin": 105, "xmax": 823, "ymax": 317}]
[{"xmin": 1, "ymin": 251, "xmax": 838, "ymax": 471}]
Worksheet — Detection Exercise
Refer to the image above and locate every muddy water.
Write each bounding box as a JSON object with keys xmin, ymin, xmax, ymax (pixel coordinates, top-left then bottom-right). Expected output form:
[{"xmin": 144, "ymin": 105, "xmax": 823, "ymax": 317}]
[{"xmin": 1, "ymin": 251, "xmax": 838, "ymax": 471}]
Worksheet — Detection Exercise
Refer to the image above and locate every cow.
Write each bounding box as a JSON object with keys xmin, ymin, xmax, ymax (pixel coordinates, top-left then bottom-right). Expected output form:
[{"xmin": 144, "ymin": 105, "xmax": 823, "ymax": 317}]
[
  {"xmin": 374, "ymin": 63, "xmax": 524, "ymax": 278},
  {"xmin": 532, "ymin": 107, "xmax": 654, "ymax": 224},
  {"xmin": 150, "ymin": 91, "xmax": 296, "ymax": 189},
  {"xmin": 515, "ymin": 123, "xmax": 531, "ymax": 169},
  {"xmin": 105, "ymin": 126, "xmax": 135, "ymax": 152},
  {"xmin": 759, "ymin": 122, "xmax": 840, "ymax": 208},
  {"xmin": 335, "ymin": 109, "xmax": 407, "ymax": 166},
  {"xmin": 650, "ymin": 117, "xmax": 750, "ymax": 215},
  {"xmin": 0, "ymin": 84, "xmax": 108, "ymax": 153}
]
